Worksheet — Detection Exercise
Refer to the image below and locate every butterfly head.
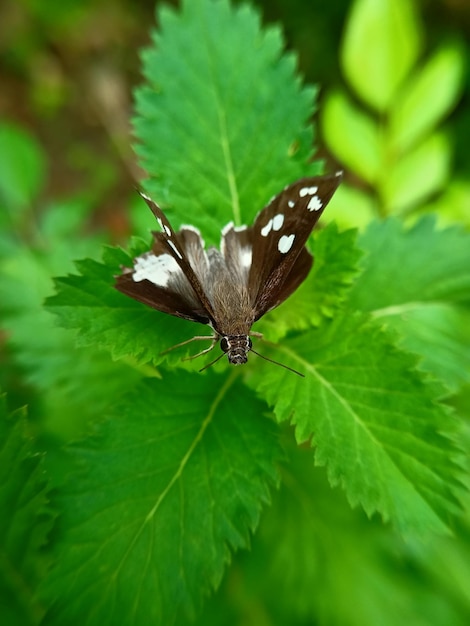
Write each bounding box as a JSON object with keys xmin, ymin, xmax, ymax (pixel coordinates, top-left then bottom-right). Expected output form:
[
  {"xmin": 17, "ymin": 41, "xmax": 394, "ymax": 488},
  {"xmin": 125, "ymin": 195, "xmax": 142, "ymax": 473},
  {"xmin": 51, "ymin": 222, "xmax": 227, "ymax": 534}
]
[{"xmin": 220, "ymin": 335, "xmax": 252, "ymax": 365}]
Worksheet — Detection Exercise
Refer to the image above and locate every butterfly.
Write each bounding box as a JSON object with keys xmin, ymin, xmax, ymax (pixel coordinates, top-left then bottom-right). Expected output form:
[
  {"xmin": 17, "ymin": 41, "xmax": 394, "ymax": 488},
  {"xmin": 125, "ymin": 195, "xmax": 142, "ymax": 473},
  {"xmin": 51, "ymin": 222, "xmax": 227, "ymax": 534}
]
[{"xmin": 115, "ymin": 173, "xmax": 342, "ymax": 374}]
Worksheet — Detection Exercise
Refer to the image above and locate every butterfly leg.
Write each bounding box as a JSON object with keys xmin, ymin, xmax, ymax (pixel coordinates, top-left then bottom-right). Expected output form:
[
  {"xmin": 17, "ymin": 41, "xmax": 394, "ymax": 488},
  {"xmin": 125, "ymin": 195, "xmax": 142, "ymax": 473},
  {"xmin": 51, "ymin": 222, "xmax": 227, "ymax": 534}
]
[
  {"xmin": 249, "ymin": 331, "xmax": 263, "ymax": 339},
  {"xmin": 160, "ymin": 334, "xmax": 218, "ymax": 358}
]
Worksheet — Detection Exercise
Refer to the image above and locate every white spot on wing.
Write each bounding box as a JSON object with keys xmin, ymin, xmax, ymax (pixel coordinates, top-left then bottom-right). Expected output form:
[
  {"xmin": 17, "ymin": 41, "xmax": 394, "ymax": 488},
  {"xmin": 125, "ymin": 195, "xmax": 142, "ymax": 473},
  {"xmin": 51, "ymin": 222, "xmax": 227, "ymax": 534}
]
[
  {"xmin": 133, "ymin": 253, "xmax": 179, "ymax": 286},
  {"xmin": 157, "ymin": 217, "xmax": 164, "ymax": 230},
  {"xmin": 299, "ymin": 185, "xmax": 318, "ymax": 197},
  {"xmin": 288, "ymin": 200, "xmax": 295, "ymax": 208},
  {"xmin": 278, "ymin": 234, "xmax": 295, "ymax": 254},
  {"xmin": 164, "ymin": 224, "xmax": 172, "ymax": 237},
  {"xmin": 261, "ymin": 218, "xmax": 273, "ymax": 237},
  {"xmin": 272, "ymin": 213, "xmax": 284, "ymax": 231},
  {"xmin": 168, "ymin": 240, "xmax": 183, "ymax": 259},
  {"xmin": 307, "ymin": 195, "xmax": 322, "ymax": 212}
]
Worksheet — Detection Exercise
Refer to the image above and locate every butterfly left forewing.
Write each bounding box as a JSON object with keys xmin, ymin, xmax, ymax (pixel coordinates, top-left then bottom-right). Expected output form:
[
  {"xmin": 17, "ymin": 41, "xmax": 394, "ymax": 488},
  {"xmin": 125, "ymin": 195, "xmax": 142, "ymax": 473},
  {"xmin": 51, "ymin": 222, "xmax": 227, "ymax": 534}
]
[
  {"xmin": 248, "ymin": 172, "xmax": 342, "ymax": 318},
  {"xmin": 137, "ymin": 192, "xmax": 218, "ymax": 323}
]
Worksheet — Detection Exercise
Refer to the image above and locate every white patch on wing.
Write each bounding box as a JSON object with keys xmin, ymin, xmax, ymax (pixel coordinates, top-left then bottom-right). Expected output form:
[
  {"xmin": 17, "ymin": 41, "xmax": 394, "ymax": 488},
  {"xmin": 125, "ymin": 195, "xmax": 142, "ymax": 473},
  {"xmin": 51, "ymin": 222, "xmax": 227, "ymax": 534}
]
[
  {"xmin": 164, "ymin": 224, "xmax": 172, "ymax": 237},
  {"xmin": 288, "ymin": 200, "xmax": 295, "ymax": 208},
  {"xmin": 261, "ymin": 218, "xmax": 273, "ymax": 237},
  {"xmin": 133, "ymin": 253, "xmax": 180, "ymax": 286},
  {"xmin": 278, "ymin": 234, "xmax": 295, "ymax": 254},
  {"xmin": 299, "ymin": 185, "xmax": 318, "ymax": 197},
  {"xmin": 307, "ymin": 195, "xmax": 322, "ymax": 211},
  {"xmin": 272, "ymin": 213, "xmax": 284, "ymax": 231},
  {"xmin": 157, "ymin": 217, "xmax": 164, "ymax": 230}
]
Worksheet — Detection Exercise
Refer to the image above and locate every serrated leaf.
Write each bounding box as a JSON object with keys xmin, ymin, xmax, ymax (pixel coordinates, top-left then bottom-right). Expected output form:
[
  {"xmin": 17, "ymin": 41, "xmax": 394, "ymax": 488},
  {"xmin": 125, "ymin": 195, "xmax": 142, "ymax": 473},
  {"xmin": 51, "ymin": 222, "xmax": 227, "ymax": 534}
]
[
  {"xmin": 383, "ymin": 133, "xmax": 450, "ymax": 214},
  {"xmin": 40, "ymin": 373, "xmax": 281, "ymax": 626},
  {"xmin": 237, "ymin": 444, "xmax": 470, "ymax": 626},
  {"xmin": 321, "ymin": 89, "xmax": 382, "ymax": 183},
  {"xmin": 342, "ymin": 0, "xmax": 422, "ymax": 111},
  {"xmin": 134, "ymin": 0, "xmax": 320, "ymax": 243},
  {"xmin": 247, "ymin": 314, "xmax": 462, "ymax": 534},
  {"xmin": 0, "ymin": 394, "xmax": 52, "ymax": 625},
  {"xmin": 349, "ymin": 218, "xmax": 470, "ymax": 390},
  {"xmin": 257, "ymin": 224, "xmax": 362, "ymax": 340},
  {"xmin": 390, "ymin": 41, "xmax": 466, "ymax": 154}
]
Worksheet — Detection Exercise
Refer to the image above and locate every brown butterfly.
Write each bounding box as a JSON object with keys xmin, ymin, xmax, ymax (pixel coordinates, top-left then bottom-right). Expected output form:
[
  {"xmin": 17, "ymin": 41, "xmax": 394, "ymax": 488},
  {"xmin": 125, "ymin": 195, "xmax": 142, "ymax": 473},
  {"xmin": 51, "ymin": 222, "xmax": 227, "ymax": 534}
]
[{"xmin": 115, "ymin": 173, "xmax": 341, "ymax": 374}]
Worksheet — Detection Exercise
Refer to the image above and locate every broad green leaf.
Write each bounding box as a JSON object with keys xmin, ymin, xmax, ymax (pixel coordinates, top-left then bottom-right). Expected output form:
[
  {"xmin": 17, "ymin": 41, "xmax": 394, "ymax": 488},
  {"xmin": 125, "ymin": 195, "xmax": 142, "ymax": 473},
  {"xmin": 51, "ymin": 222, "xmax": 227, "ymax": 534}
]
[
  {"xmin": 134, "ymin": 0, "xmax": 320, "ymax": 243},
  {"xmin": 0, "ymin": 122, "xmax": 46, "ymax": 213},
  {"xmin": 247, "ymin": 313, "xmax": 462, "ymax": 534},
  {"xmin": 257, "ymin": 224, "xmax": 362, "ymax": 341},
  {"xmin": 342, "ymin": 0, "xmax": 422, "ymax": 111},
  {"xmin": 349, "ymin": 218, "xmax": 470, "ymax": 390},
  {"xmin": 236, "ymin": 444, "xmax": 470, "ymax": 626},
  {"xmin": 321, "ymin": 89, "xmax": 382, "ymax": 183},
  {"xmin": 41, "ymin": 373, "xmax": 281, "ymax": 626},
  {"xmin": 383, "ymin": 133, "xmax": 450, "ymax": 214},
  {"xmin": 0, "ymin": 395, "xmax": 52, "ymax": 625},
  {"xmin": 389, "ymin": 41, "xmax": 466, "ymax": 154}
]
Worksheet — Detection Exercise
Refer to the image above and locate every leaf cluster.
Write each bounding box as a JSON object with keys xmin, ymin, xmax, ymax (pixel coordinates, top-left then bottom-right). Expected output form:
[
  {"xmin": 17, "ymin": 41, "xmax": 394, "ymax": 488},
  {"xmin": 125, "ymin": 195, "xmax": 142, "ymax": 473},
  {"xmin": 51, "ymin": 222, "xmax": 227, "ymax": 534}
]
[
  {"xmin": 1, "ymin": 1, "xmax": 470, "ymax": 625},
  {"xmin": 321, "ymin": 0, "xmax": 470, "ymax": 226}
]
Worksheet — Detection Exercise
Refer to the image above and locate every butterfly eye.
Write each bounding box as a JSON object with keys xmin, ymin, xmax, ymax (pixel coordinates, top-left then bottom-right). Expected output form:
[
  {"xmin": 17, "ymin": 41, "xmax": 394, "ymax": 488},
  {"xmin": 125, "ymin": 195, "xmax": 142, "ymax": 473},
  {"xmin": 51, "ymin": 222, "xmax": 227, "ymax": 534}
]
[{"xmin": 220, "ymin": 337, "xmax": 229, "ymax": 352}]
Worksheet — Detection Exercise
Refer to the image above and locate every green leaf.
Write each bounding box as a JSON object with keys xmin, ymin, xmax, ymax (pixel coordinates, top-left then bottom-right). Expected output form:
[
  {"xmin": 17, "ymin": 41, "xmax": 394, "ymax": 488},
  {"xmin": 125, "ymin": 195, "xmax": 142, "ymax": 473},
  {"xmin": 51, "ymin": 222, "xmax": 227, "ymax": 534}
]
[
  {"xmin": 134, "ymin": 0, "xmax": 320, "ymax": 243},
  {"xmin": 257, "ymin": 224, "xmax": 362, "ymax": 341},
  {"xmin": 349, "ymin": 218, "xmax": 470, "ymax": 390},
  {"xmin": 342, "ymin": 0, "xmax": 422, "ymax": 111},
  {"xmin": 0, "ymin": 394, "xmax": 52, "ymax": 625},
  {"xmin": 40, "ymin": 373, "xmax": 281, "ymax": 626},
  {"xmin": 0, "ymin": 122, "xmax": 46, "ymax": 213},
  {"xmin": 383, "ymin": 133, "xmax": 451, "ymax": 214},
  {"xmin": 247, "ymin": 313, "xmax": 462, "ymax": 534},
  {"xmin": 321, "ymin": 89, "xmax": 382, "ymax": 184},
  {"xmin": 389, "ymin": 41, "xmax": 466, "ymax": 154}
]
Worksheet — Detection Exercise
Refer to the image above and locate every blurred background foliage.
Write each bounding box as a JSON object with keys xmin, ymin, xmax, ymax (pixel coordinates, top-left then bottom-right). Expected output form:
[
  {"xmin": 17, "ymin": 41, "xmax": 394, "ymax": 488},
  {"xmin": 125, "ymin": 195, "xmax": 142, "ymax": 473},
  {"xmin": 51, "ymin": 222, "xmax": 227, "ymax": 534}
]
[{"xmin": 0, "ymin": 0, "xmax": 469, "ymax": 232}]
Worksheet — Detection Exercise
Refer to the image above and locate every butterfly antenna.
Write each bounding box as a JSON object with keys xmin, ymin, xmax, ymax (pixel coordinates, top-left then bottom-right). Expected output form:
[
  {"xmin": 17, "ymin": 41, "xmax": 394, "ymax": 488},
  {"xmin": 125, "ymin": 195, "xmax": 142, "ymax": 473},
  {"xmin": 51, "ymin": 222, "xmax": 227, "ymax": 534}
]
[
  {"xmin": 199, "ymin": 351, "xmax": 226, "ymax": 373},
  {"xmin": 250, "ymin": 349, "xmax": 304, "ymax": 377}
]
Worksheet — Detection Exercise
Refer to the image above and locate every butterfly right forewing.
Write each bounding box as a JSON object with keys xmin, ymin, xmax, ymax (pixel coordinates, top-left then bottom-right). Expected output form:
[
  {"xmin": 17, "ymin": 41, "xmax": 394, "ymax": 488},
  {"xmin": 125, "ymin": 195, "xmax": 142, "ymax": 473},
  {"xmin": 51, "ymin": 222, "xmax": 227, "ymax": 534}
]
[{"xmin": 247, "ymin": 173, "xmax": 342, "ymax": 318}]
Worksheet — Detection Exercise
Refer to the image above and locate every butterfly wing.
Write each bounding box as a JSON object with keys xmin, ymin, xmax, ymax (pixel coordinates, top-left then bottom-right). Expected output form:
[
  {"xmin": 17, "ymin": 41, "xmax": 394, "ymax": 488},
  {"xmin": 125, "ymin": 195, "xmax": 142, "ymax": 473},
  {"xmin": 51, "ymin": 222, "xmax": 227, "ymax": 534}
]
[
  {"xmin": 247, "ymin": 173, "xmax": 342, "ymax": 319},
  {"xmin": 115, "ymin": 192, "xmax": 217, "ymax": 326}
]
